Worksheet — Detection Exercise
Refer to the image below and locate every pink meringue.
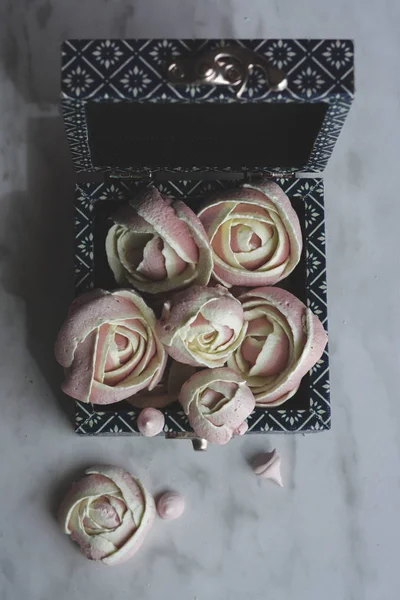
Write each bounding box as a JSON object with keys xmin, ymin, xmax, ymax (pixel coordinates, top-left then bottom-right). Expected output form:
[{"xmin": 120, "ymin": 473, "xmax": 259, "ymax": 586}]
[
  {"xmin": 55, "ymin": 289, "xmax": 167, "ymax": 405},
  {"xmin": 198, "ymin": 179, "xmax": 302, "ymax": 287},
  {"xmin": 105, "ymin": 186, "xmax": 213, "ymax": 294},
  {"xmin": 228, "ymin": 286, "xmax": 327, "ymax": 406},
  {"xmin": 252, "ymin": 450, "xmax": 283, "ymax": 487},
  {"xmin": 156, "ymin": 285, "xmax": 247, "ymax": 368},
  {"xmin": 156, "ymin": 491, "xmax": 185, "ymax": 520},
  {"xmin": 137, "ymin": 408, "xmax": 165, "ymax": 437},
  {"xmin": 58, "ymin": 465, "xmax": 155, "ymax": 565},
  {"xmin": 178, "ymin": 368, "xmax": 255, "ymax": 445}
]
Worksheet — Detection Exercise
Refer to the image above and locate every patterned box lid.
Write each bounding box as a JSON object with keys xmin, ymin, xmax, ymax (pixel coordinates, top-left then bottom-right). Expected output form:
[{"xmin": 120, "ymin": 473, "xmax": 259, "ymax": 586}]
[{"xmin": 61, "ymin": 39, "xmax": 354, "ymax": 175}]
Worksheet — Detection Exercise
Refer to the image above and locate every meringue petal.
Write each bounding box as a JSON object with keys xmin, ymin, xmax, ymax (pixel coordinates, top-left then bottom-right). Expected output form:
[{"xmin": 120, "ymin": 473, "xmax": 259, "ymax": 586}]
[
  {"xmin": 137, "ymin": 236, "xmax": 167, "ymax": 281},
  {"xmin": 105, "ymin": 225, "xmax": 131, "ymax": 285},
  {"xmin": 60, "ymin": 329, "xmax": 98, "ymax": 403},
  {"xmin": 58, "ymin": 474, "xmax": 120, "ymax": 535},
  {"xmin": 162, "ymin": 241, "xmax": 189, "ymax": 279},
  {"xmin": 135, "ymin": 188, "xmax": 198, "ymax": 264}
]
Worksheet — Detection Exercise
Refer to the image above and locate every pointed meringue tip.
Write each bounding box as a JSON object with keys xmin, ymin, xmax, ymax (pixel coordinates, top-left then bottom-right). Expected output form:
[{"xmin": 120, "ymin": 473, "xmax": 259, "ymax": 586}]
[
  {"xmin": 137, "ymin": 408, "xmax": 165, "ymax": 437},
  {"xmin": 252, "ymin": 449, "xmax": 283, "ymax": 487}
]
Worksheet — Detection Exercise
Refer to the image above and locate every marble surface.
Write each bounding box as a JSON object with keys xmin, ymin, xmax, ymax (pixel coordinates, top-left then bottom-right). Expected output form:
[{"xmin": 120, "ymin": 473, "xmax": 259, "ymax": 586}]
[{"xmin": 1, "ymin": 1, "xmax": 400, "ymax": 599}]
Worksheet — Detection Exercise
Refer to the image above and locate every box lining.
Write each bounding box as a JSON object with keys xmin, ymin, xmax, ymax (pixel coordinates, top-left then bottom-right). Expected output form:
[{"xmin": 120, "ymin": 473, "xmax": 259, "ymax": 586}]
[{"xmin": 86, "ymin": 102, "xmax": 328, "ymax": 170}]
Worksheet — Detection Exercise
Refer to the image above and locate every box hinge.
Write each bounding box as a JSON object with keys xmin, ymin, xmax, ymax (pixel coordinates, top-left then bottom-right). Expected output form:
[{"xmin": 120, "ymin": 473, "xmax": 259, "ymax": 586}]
[
  {"xmin": 102, "ymin": 168, "xmax": 298, "ymax": 183},
  {"xmin": 242, "ymin": 169, "xmax": 297, "ymax": 182},
  {"xmin": 106, "ymin": 168, "xmax": 154, "ymax": 182}
]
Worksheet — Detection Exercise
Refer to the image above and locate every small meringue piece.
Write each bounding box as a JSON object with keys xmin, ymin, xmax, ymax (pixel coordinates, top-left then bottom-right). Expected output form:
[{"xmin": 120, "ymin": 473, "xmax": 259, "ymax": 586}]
[
  {"xmin": 137, "ymin": 408, "xmax": 165, "ymax": 437},
  {"xmin": 156, "ymin": 492, "xmax": 185, "ymax": 520},
  {"xmin": 252, "ymin": 449, "xmax": 283, "ymax": 487}
]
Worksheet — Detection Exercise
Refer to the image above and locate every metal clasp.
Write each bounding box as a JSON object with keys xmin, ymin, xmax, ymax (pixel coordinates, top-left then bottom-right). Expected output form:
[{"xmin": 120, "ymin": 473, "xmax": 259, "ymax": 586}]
[
  {"xmin": 167, "ymin": 45, "xmax": 287, "ymax": 97},
  {"xmin": 107, "ymin": 168, "xmax": 154, "ymax": 181},
  {"xmin": 165, "ymin": 431, "xmax": 208, "ymax": 451}
]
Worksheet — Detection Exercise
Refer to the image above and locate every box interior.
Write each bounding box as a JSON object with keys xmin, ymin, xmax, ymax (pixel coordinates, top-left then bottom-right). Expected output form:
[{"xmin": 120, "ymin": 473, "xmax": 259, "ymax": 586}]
[
  {"xmin": 85, "ymin": 102, "xmax": 328, "ymax": 170},
  {"xmin": 89, "ymin": 184, "xmax": 310, "ymax": 413}
]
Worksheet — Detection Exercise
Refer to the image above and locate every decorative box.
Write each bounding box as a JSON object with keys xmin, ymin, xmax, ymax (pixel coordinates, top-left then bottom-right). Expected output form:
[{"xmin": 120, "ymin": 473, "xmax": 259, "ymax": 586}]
[{"xmin": 61, "ymin": 39, "xmax": 354, "ymax": 442}]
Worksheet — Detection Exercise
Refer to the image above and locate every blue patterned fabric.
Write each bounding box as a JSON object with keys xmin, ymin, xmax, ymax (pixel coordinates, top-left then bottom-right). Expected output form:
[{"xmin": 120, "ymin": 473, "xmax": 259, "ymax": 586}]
[
  {"xmin": 61, "ymin": 39, "xmax": 354, "ymax": 174},
  {"xmin": 74, "ymin": 177, "xmax": 330, "ymax": 435}
]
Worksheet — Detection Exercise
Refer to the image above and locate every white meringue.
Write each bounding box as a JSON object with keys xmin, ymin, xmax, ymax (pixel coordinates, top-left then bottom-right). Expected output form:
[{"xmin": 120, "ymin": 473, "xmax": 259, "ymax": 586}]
[
  {"xmin": 156, "ymin": 492, "xmax": 185, "ymax": 520},
  {"xmin": 252, "ymin": 449, "xmax": 283, "ymax": 487},
  {"xmin": 137, "ymin": 408, "xmax": 165, "ymax": 437}
]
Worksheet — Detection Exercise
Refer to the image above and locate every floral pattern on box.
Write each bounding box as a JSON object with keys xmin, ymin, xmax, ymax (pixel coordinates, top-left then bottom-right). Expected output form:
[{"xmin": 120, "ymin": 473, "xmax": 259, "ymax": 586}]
[
  {"xmin": 74, "ymin": 177, "xmax": 330, "ymax": 435},
  {"xmin": 61, "ymin": 39, "xmax": 354, "ymax": 174}
]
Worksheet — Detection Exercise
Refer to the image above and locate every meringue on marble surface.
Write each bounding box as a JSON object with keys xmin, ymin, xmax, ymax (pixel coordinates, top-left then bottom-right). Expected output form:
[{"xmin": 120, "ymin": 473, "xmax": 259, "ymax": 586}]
[
  {"xmin": 58, "ymin": 465, "xmax": 155, "ymax": 565},
  {"xmin": 252, "ymin": 449, "xmax": 283, "ymax": 487},
  {"xmin": 156, "ymin": 492, "xmax": 185, "ymax": 520}
]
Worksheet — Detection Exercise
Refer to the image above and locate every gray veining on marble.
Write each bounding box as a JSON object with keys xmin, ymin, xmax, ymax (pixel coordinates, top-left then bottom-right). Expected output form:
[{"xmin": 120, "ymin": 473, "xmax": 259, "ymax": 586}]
[{"xmin": 1, "ymin": 1, "xmax": 400, "ymax": 599}]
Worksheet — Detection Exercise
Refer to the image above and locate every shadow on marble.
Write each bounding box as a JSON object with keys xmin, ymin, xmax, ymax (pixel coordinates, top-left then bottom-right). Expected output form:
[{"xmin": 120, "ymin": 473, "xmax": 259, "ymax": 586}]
[
  {"xmin": 1, "ymin": 0, "xmax": 139, "ymax": 104},
  {"xmin": 245, "ymin": 445, "xmax": 275, "ymax": 470},
  {"xmin": 1, "ymin": 115, "xmax": 76, "ymax": 424},
  {"xmin": 1, "ymin": 0, "xmax": 233, "ymax": 105}
]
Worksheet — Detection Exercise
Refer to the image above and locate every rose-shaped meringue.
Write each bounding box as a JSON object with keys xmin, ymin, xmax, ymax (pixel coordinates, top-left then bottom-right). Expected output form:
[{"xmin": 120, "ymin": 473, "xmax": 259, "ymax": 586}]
[
  {"xmin": 137, "ymin": 407, "xmax": 165, "ymax": 437},
  {"xmin": 252, "ymin": 450, "xmax": 283, "ymax": 487},
  {"xmin": 228, "ymin": 287, "xmax": 327, "ymax": 406},
  {"xmin": 58, "ymin": 465, "xmax": 155, "ymax": 565},
  {"xmin": 156, "ymin": 491, "xmax": 185, "ymax": 520},
  {"xmin": 156, "ymin": 285, "xmax": 247, "ymax": 368},
  {"xmin": 55, "ymin": 289, "xmax": 167, "ymax": 405},
  {"xmin": 105, "ymin": 186, "xmax": 213, "ymax": 294},
  {"xmin": 178, "ymin": 368, "xmax": 255, "ymax": 445},
  {"xmin": 198, "ymin": 180, "xmax": 302, "ymax": 287}
]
